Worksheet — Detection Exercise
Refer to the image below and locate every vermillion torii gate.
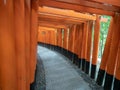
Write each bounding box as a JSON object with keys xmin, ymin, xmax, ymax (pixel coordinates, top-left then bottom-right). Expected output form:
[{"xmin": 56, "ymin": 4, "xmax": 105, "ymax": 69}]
[{"xmin": 0, "ymin": 0, "xmax": 120, "ymax": 90}]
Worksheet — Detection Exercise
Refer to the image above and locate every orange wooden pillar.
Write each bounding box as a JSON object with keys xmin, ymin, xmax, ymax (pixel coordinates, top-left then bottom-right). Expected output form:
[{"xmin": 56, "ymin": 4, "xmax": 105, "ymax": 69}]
[
  {"xmin": 63, "ymin": 28, "xmax": 68, "ymax": 56},
  {"xmin": 30, "ymin": 0, "xmax": 38, "ymax": 86},
  {"xmin": 0, "ymin": 1, "xmax": 17, "ymax": 90},
  {"xmin": 48, "ymin": 30, "xmax": 51, "ymax": 48},
  {"xmin": 96, "ymin": 18, "xmax": 113, "ymax": 85},
  {"xmin": 73, "ymin": 25, "xmax": 80, "ymax": 64},
  {"xmin": 71, "ymin": 25, "xmax": 77, "ymax": 62},
  {"xmin": 85, "ymin": 21, "xmax": 93, "ymax": 74},
  {"xmin": 25, "ymin": 0, "xmax": 31, "ymax": 89},
  {"xmin": 51, "ymin": 30, "xmax": 56, "ymax": 50},
  {"xmin": 81, "ymin": 22, "xmax": 89, "ymax": 71},
  {"xmin": 104, "ymin": 15, "xmax": 120, "ymax": 90},
  {"xmin": 78, "ymin": 24, "xmax": 84, "ymax": 68},
  {"xmin": 57, "ymin": 28, "xmax": 62, "ymax": 52},
  {"xmin": 67, "ymin": 25, "xmax": 74, "ymax": 60},
  {"xmin": 14, "ymin": 0, "xmax": 28, "ymax": 89},
  {"xmin": 114, "ymin": 41, "xmax": 120, "ymax": 90},
  {"xmin": 63, "ymin": 28, "xmax": 68, "ymax": 50},
  {"xmin": 67, "ymin": 26, "xmax": 74, "ymax": 59},
  {"xmin": 90, "ymin": 16, "xmax": 100, "ymax": 79}
]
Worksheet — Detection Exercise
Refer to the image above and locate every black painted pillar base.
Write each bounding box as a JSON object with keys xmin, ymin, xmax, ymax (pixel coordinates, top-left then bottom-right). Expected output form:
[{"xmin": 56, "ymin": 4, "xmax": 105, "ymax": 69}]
[
  {"xmin": 113, "ymin": 78, "xmax": 120, "ymax": 90},
  {"xmin": 82, "ymin": 59, "xmax": 86, "ymax": 71},
  {"xmin": 56, "ymin": 46, "xmax": 58, "ymax": 51},
  {"xmin": 96, "ymin": 69, "xmax": 105, "ymax": 86},
  {"xmin": 104, "ymin": 73, "xmax": 113, "ymax": 90},
  {"xmin": 85, "ymin": 61, "xmax": 90, "ymax": 74},
  {"xmin": 90, "ymin": 64, "xmax": 96, "ymax": 79},
  {"xmin": 75, "ymin": 55, "xmax": 78, "ymax": 65},
  {"xmin": 72, "ymin": 53, "xmax": 74, "ymax": 61},
  {"xmin": 78, "ymin": 58, "xmax": 82, "ymax": 68},
  {"xmin": 68, "ymin": 51, "xmax": 73, "ymax": 61},
  {"xmin": 64, "ymin": 49, "xmax": 68, "ymax": 57}
]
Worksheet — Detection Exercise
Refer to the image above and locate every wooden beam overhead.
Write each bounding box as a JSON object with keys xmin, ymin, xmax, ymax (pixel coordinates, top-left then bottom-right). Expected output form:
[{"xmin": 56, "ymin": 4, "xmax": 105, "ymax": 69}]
[
  {"xmin": 38, "ymin": 12, "xmax": 86, "ymax": 24},
  {"xmin": 39, "ymin": 6, "xmax": 96, "ymax": 21},
  {"xmin": 54, "ymin": 0, "xmax": 120, "ymax": 12},
  {"xmin": 39, "ymin": 0, "xmax": 115, "ymax": 16},
  {"xmin": 39, "ymin": 21, "xmax": 68, "ymax": 28},
  {"xmin": 39, "ymin": 26, "xmax": 57, "ymax": 31},
  {"xmin": 87, "ymin": 0, "xmax": 120, "ymax": 7}
]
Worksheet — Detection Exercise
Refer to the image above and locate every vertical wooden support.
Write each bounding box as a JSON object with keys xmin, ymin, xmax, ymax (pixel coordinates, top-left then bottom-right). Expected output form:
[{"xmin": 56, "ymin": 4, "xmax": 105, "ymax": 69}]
[
  {"xmin": 104, "ymin": 14, "xmax": 120, "ymax": 90},
  {"xmin": 25, "ymin": 0, "xmax": 31, "ymax": 89},
  {"xmin": 85, "ymin": 21, "xmax": 93, "ymax": 74},
  {"xmin": 90, "ymin": 16, "xmax": 100, "ymax": 79},
  {"xmin": 114, "ymin": 41, "xmax": 120, "ymax": 90},
  {"xmin": 47, "ymin": 30, "xmax": 50, "ymax": 48},
  {"xmin": 97, "ymin": 18, "xmax": 113, "ymax": 85},
  {"xmin": 68, "ymin": 26, "xmax": 74, "ymax": 59},
  {"xmin": 78, "ymin": 24, "xmax": 84, "ymax": 68},
  {"xmin": 53, "ymin": 30, "xmax": 57, "ymax": 50},
  {"xmin": 30, "ymin": 0, "xmax": 38, "ymax": 84},
  {"xmin": 71, "ymin": 25, "xmax": 77, "ymax": 62},
  {"xmin": 14, "ymin": 0, "xmax": 27, "ymax": 89},
  {"xmin": 57, "ymin": 28, "xmax": 62, "ymax": 52},
  {"xmin": 81, "ymin": 22, "xmax": 89, "ymax": 71},
  {"xmin": 73, "ymin": 25, "xmax": 80, "ymax": 65},
  {"xmin": 63, "ymin": 29, "xmax": 68, "ymax": 50},
  {"xmin": 0, "ymin": 1, "xmax": 17, "ymax": 90}
]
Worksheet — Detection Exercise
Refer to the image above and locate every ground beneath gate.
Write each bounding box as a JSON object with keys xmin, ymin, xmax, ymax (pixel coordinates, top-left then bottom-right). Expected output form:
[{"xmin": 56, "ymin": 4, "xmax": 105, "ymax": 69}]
[{"xmin": 34, "ymin": 45, "xmax": 103, "ymax": 90}]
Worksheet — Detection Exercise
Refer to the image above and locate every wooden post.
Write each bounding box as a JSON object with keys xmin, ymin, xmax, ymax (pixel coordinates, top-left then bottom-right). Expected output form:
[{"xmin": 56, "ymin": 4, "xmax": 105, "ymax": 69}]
[
  {"xmin": 63, "ymin": 28, "xmax": 68, "ymax": 56},
  {"xmin": 68, "ymin": 26, "xmax": 74, "ymax": 60},
  {"xmin": 85, "ymin": 21, "xmax": 93, "ymax": 74},
  {"xmin": 63, "ymin": 29, "xmax": 68, "ymax": 50},
  {"xmin": 14, "ymin": 0, "xmax": 28, "ymax": 89},
  {"xmin": 114, "ymin": 41, "xmax": 120, "ymax": 90},
  {"xmin": 30, "ymin": 0, "xmax": 38, "ymax": 85},
  {"xmin": 78, "ymin": 24, "xmax": 84, "ymax": 68},
  {"xmin": 90, "ymin": 15, "xmax": 100, "ymax": 79},
  {"xmin": 73, "ymin": 25, "xmax": 81, "ymax": 65},
  {"xmin": 71, "ymin": 25, "xmax": 77, "ymax": 63},
  {"xmin": 57, "ymin": 28, "xmax": 62, "ymax": 52},
  {"xmin": 81, "ymin": 22, "xmax": 89, "ymax": 71},
  {"xmin": 97, "ymin": 17, "xmax": 113, "ymax": 85},
  {"xmin": 25, "ymin": 0, "xmax": 31, "ymax": 89},
  {"xmin": 104, "ymin": 14, "xmax": 120, "ymax": 90},
  {"xmin": 0, "ymin": 1, "xmax": 17, "ymax": 90}
]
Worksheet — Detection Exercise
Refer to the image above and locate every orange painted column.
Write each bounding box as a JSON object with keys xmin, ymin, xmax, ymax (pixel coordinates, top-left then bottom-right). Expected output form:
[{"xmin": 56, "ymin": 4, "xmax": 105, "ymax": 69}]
[
  {"xmin": 97, "ymin": 17, "xmax": 113, "ymax": 85},
  {"xmin": 85, "ymin": 21, "xmax": 93, "ymax": 74},
  {"xmin": 63, "ymin": 29, "xmax": 68, "ymax": 50},
  {"xmin": 90, "ymin": 16, "xmax": 100, "ymax": 79},
  {"xmin": 70, "ymin": 25, "xmax": 76, "ymax": 60},
  {"xmin": 14, "ymin": 0, "xmax": 28, "ymax": 89},
  {"xmin": 62, "ymin": 28, "xmax": 67, "ymax": 55},
  {"xmin": 68, "ymin": 27, "xmax": 73, "ymax": 53},
  {"xmin": 30, "ymin": 0, "xmax": 38, "ymax": 84},
  {"xmin": 57, "ymin": 28, "xmax": 62, "ymax": 52},
  {"xmin": 67, "ymin": 27, "xmax": 73, "ymax": 59},
  {"xmin": 71, "ymin": 25, "xmax": 76, "ymax": 53},
  {"xmin": 51, "ymin": 31, "xmax": 56, "ymax": 46},
  {"xmin": 48, "ymin": 30, "xmax": 51, "ymax": 48},
  {"xmin": 78, "ymin": 24, "xmax": 84, "ymax": 68},
  {"xmin": 25, "ymin": 0, "xmax": 31, "ymax": 89},
  {"xmin": 0, "ymin": 1, "xmax": 17, "ymax": 90},
  {"xmin": 104, "ymin": 15, "xmax": 120, "ymax": 90},
  {"xmin": 81, "ymin": 22, "xmax": 89, "ymax": 71},
  {"xmin": 73, "ymin": 25, "xmax": 80, "ymax": 64},
  {"xmin": 114, "ymin": 41, "xmax": 120, "ymax": 90}
]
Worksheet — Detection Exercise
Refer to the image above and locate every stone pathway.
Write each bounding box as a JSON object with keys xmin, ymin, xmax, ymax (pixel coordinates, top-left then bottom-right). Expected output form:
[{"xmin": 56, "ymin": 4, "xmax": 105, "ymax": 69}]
[{"xmin": 36, "ymin": 45, "xmax": 103, "ymax": 90}]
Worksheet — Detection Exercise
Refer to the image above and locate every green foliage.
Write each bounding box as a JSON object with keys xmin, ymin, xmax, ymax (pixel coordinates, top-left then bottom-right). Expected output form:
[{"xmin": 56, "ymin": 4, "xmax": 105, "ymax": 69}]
[{"xmin": 98, "ymin": 15, "xmax": 111, "ymax": 58}]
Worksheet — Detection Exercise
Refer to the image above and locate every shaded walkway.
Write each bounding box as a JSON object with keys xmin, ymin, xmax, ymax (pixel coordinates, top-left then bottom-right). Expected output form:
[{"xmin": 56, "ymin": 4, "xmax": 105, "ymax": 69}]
[{"xmin": 36, "ymin": 45, "xmax": 103, "ymax": 90}]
